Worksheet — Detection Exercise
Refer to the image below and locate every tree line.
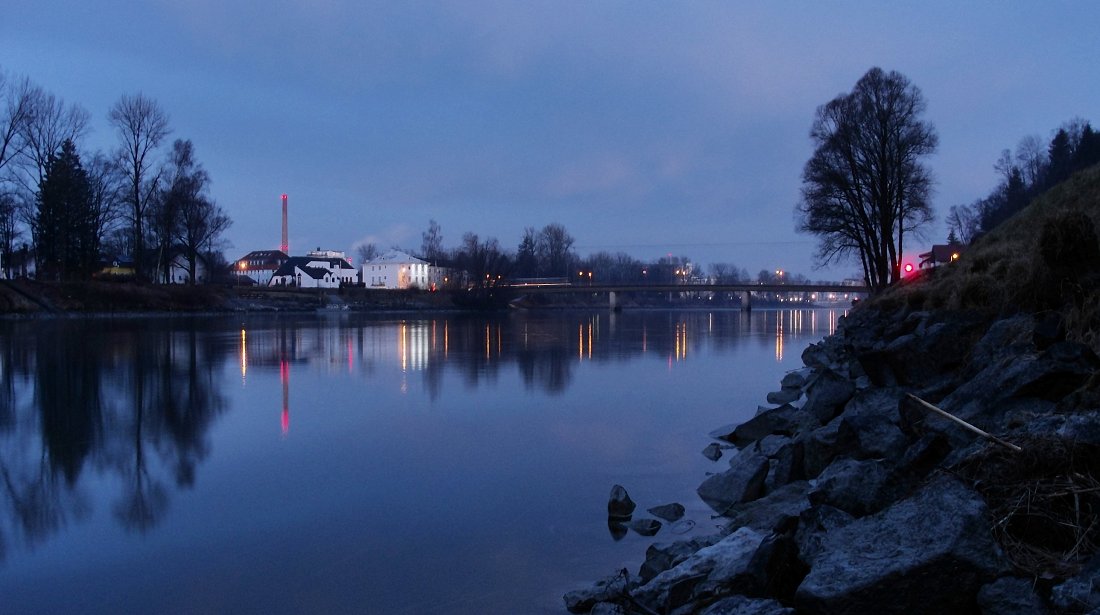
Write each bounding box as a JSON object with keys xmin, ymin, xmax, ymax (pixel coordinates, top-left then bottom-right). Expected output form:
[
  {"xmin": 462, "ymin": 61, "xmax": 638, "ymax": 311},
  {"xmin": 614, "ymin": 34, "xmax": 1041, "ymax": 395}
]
[
  {"xmin": 946, "ymin": 118, "xmax": 1100, "ymax": 244},
  {"xmin": 0, "ymin": 68, "xmax": 231, "ymax": 282},
  {"xmin": 357, "ymin": 220, "xmax": 812, "ymax": 289}
]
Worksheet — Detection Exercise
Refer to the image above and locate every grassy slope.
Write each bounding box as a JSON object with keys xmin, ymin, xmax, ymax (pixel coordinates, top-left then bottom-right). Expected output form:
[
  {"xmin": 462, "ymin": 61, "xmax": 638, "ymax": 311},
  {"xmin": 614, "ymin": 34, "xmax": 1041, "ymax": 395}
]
[{"xmin": 875, "ymin": 163, "xmax": 1100, "ymax": 351}]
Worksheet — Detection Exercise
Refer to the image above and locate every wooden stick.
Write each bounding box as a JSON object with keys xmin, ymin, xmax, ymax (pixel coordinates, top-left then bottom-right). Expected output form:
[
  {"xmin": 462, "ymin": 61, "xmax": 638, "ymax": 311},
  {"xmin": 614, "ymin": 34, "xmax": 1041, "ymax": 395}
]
[{"xmin": 906, "ymin": 394, "xmax": 1023, "ymax": 453}]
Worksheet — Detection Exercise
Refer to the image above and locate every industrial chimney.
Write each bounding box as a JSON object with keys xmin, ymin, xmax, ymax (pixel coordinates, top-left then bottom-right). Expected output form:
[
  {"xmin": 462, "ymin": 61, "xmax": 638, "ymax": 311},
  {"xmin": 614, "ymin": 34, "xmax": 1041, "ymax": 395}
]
[{"xmin": 280, "ymin": 193, "xmax": 289, "ymax": 254}]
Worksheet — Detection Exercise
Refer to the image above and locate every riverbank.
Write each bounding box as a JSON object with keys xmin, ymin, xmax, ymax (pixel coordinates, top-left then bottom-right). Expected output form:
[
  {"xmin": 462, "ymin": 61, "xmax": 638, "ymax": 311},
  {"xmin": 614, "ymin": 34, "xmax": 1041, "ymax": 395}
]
[
  {"xmin": 565, "ymin": 166, "xmax": 1100, "ymax": 614},
  {"xmin": 566, "ymin": 300, "xmax": 1100, "ymax": 614}
]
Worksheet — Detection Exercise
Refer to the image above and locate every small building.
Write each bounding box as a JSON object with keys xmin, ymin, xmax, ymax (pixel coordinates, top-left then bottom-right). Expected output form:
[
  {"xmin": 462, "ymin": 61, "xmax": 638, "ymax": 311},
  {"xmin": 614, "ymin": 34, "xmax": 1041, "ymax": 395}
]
[
  {"xmin": 235, "ymin": 250, "xmax": 290, "ymax": 285},
  {"xmin": 165, "ymin": 247, "xmax": 214, "ymax": 284},
  {"xmin": 919, "ymin": 245, "xmax": 965, "ymax": 269},
  {"xmin": 362, "ymin": 249, "xmax": 445, "ymax": 290},
  {"xmin": 270, "ymin": 253, "xmax": 358, "ymax": 288}
]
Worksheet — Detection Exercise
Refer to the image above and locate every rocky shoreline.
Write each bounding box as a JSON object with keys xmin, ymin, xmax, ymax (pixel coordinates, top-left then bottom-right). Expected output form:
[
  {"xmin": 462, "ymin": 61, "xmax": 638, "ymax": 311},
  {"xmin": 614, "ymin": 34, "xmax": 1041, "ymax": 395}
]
[{"xmin": 566, "ymin": 304, "xmax": 1100, "ymax": 614}]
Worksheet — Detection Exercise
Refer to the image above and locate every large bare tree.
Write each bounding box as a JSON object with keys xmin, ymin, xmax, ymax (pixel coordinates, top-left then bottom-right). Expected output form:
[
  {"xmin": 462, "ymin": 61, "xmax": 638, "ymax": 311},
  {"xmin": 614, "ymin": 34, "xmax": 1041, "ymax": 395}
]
[
  {"xmin": 109, "ymin": 94, "xmax": 170, "ymax": 277},
  {"xmin": 797, "ymin": 67, "xmax": 937, "ymax": 291},
  {"xmin": 0, "ymin": 70, "xmax": 36, "ymax": 182},
  {"xmin": 18, "ymin": 87, "xmax": 90, "ymax": 191}
]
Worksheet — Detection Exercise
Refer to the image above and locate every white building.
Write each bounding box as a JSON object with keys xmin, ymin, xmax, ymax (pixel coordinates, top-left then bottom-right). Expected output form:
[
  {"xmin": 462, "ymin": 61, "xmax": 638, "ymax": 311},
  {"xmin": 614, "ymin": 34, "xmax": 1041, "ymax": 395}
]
[
  {"xmin": 270, "ymin": 253, "xmax": 358, "ymax": 288},
  {"xmin": 362, "ymin": 249, "xmax": 445, "ymax": 290}
]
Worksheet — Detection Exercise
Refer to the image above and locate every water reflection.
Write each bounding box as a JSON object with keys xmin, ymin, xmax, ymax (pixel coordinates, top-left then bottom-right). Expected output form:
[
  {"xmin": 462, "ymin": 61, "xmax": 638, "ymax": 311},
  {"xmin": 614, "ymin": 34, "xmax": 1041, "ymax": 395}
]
[
  {"xmin": 0, "ymin": 319, "xmax": 229, "ymax": 559},
  {"xmin": 0, "ymin": 308, "xmax": 841, "ymax": 568}
]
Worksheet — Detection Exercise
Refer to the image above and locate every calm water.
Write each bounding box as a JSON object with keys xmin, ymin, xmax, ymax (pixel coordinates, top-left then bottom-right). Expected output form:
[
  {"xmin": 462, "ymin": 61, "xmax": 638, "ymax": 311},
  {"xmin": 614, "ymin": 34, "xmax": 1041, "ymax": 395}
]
[{"xmin": 0, "ymin": 308, "xmax": 842, "ymax": 614}]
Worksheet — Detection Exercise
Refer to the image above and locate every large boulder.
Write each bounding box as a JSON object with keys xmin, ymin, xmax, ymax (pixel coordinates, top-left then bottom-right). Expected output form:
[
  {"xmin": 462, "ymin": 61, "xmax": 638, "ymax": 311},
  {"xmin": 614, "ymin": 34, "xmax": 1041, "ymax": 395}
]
[
  {"xmin": 795, "ymin": 476, "xmax": 1004, "ymax": 614},
  {"xmin": 699, "ymin": 595, "xmax": 794, "ymax": 615},
  {"xmin": 801, "ymin": 369, "xmax": 856, "ymax": 423},
  {"xmin": 639, "ymin": 535, "xmax": 724, "ymax": 583},
  {"xmin": 717, "ymin": 404, "xmax": 820, "ymax": 448},
  {"xmin": 698, "ymin": 453, "xmax": 770, "ymax": 515},
  {"xmin": 807, "ymin": 457, "xmax": 900, "ymax": 517},
  {"xmin": 564, "ymin": 569, "xmax": 633, "ymax": 614},
  {"xmin": 977, "ymin": 576, "xmax": 1049, "ymax": 615},
  {"xmin": 722, "ymin": 480, "xmax": 812, "ymax": 533},
  {"xmin": 631, "ymin": 527, "xmax": 768, "ymax": 613},
  {"xmin": 940, "ymin": 342, "xmax": 1100, "ymax": 430},
  {"xmin": 1050, "ymin": 552, "xmax": 1100, "ymax": 613}
]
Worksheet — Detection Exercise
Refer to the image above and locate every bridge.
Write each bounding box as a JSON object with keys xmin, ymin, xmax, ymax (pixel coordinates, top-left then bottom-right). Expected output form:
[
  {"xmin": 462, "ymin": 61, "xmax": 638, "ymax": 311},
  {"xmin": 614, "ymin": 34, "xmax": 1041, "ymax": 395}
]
[{"xmin": 502, "ymin": 282, "xmax": 869, "ymax": 311}]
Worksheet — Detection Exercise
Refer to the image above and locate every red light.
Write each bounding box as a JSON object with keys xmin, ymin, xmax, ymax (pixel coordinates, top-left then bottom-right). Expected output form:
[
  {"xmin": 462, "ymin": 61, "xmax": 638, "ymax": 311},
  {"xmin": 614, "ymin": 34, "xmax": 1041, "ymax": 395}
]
[
  {"xmin": 903, "ymin": 263, "xmax": 914, "ymax": 274},
  {"xmin": 281, "ymin": 193, "xmax": 287, "ymax": 199}
]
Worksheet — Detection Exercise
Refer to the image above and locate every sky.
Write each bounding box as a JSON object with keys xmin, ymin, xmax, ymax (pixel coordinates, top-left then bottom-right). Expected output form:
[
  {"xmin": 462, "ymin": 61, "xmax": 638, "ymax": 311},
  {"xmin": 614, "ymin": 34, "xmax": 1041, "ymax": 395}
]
[{"xmin": 3, "ymin": 2, "xmax": 1099, "ymax": 280}]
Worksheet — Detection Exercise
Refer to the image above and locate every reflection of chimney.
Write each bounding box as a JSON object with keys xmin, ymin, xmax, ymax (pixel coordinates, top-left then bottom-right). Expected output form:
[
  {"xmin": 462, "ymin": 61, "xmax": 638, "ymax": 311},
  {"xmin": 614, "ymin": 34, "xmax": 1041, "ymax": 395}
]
[
  {"xmin": 280, "ymin": 358, "xmax": 290, "ymax": 436},
  {"xmin": 280, "ymin": 194, "xmax": 289, "ymax": 254}
]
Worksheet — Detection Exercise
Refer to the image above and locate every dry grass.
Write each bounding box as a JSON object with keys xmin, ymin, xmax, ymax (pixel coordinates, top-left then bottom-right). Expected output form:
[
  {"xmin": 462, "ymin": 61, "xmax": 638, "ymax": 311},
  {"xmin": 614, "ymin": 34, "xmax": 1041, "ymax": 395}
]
[
  {"xmin": 870, "ymin": 163, "xmax": 1100, "ymax": 354},
  {"xmin": 953, "ymin": 437, "xmax": 1100, "ymax": 579}
]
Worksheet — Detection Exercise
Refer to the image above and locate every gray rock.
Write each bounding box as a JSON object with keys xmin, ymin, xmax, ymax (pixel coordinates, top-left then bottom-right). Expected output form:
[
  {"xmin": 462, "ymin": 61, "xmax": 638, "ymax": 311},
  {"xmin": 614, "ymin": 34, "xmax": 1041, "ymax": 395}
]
[
  {"xmin": 801, "ymin": 369, "xmax": 856, "ymax": 423},
  {"xmin": 631, "ymin": 527, "xmax": 767, "ymax": 613},
  {"xmin": 700, "ymin": 595, "xmax": 794, "ymax": 615},
  {"xmin": 794, "ymin": 504, "xmax": 855, "ymax": 564},
  {"xmin": 629, "ymin": 518, "xmax": 663, "ymax": 537},
  {"xmin": 763, "ymin": 439, "xmax": 805, "ymax": 492},
  {"xmin": 726, "ymin": 404, "xmax": 820, "ymax": 448},
  {"xmin": 589, "ymin": 603, "xmax": 627, "ymax": 615},
  {"xmin": 837, "ymin": 412, "xmax": 909, "ymax": 461},
  {"xmin": 1051, "ymin": 552, "xmax": 1100, "ymax": 613},
  {"xmin": 703, "ymin": 442, "xmax": 724, "ymax": 461},
  {"xmin": 941, "ymin": 342, "xmax": 1100, "ymax": 431},
  {"xmin": 977, "ymin": 576, "xmax": 1049, "ymax": 615},
  {"xmin": 608, "ymin": 484, "xmax": 636, "ymax": 519},
  {"xmin": 564, "ymin": 568, "xmax": 632, "ymax": 614},
  {"xmin": 640, "ymin": 535, "xmax": 724, "ymax": 583},
  {"xmin": 797, "ymin": 421, "xmax": 841, "ymax": 480},
  {"xmin": 969, "ymin": 315, "xmax": 1035, "ymax": 371},
  {"xmin": 723, "ymin": 480, "xmax": 812, "ymax": 533},
  {"xmin": 648, "ymin": 503, "xmax": 686, "ymax": 522},
  {"xmin": 781, "ymin": 368, "xmax": 812, "ymax": 390},
  {"xmin": 766, "ymin": 388, "xmax": 801, "ymax": 405},
  {"xmin": 807, "ymin": 457, "xmax": 899, "ymax": 517},
  {"xmin": 698, "ymin": 453, "xmax": 769, "ymax": 515},
  {"xmin": 796, "ymin": 476, "xmax": 1004, "ymax": 614}
]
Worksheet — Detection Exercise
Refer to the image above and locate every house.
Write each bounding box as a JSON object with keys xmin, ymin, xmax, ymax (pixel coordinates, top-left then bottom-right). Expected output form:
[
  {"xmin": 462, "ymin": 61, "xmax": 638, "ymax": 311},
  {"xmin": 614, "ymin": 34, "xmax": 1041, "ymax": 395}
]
[
  {"xmin": 165, "ymin": 247, "xmax": 214, "ymax": 284},
  {"xmin": 269, "ymin": 250, "xmax": 358, "ymax": 288},
  {"xmin": 234, "ymin": 250, "xmax": 290, "ymax": 285},
  {"xmin": 362, "ymin": 249, "xmax": 446, "ymax": 290},
  {"xmin": 919, "ymin": 244, "xmax": 965, "ymax": 269}
]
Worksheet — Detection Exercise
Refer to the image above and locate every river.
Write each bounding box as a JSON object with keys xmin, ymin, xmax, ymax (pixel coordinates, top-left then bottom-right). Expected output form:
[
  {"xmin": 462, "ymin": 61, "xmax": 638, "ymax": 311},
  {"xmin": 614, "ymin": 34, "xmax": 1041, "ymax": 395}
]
[{"xmin": 0, "ymin": 308, "xmax": 843, "ymax": 613}]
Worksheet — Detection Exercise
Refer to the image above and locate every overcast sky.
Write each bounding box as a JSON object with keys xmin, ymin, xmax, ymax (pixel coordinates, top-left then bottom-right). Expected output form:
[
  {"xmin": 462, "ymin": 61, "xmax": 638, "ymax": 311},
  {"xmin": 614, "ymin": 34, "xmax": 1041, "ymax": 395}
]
[{"xmin": 4, "ymin": 2, "xmax": 1098, "ymax": 279}]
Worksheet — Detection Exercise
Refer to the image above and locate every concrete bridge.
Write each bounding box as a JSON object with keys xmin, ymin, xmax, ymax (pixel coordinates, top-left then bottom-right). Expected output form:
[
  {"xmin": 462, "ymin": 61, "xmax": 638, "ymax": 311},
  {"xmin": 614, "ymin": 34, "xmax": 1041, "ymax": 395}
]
[{"xmin": 502, "ymin": 282, "xmax": 869, "ymax": 311}]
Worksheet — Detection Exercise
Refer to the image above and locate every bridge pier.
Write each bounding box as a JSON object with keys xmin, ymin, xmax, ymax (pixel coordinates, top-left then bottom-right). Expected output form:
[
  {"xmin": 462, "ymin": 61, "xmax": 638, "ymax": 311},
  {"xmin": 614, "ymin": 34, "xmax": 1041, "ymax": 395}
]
[
  {"xmin": 740, "ymin": 290, "xmax": 752, "ymax": 312},
  {"xmin": 609, "ymin": 291, "xmax": 618, "ymax": 310}
]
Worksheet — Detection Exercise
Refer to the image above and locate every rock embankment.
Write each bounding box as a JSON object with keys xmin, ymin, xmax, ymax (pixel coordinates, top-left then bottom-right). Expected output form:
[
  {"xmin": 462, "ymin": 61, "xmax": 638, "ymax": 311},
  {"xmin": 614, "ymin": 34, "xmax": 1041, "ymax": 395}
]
[{"xmin": 566, "ymin": 305, "xmax": 1100, "ymax": 614}]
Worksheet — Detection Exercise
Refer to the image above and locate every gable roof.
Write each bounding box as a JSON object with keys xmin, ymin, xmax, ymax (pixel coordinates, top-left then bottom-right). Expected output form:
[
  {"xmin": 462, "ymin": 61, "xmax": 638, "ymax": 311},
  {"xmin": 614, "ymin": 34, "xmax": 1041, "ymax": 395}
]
[
  {"xmin": 272, "ymin": 256, "xmax": 356, "ymax": 277},
  {"xmin": 368, "ymin": 249, "xmax": 428, "ymax": 266}
]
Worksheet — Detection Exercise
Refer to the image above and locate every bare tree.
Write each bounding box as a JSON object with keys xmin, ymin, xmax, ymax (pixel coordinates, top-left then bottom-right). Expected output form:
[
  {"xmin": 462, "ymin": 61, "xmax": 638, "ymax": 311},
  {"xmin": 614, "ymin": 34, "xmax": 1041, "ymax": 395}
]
[
  {"xmin": 160, "ymin": 140, "xmax": 230, "ymax": 284},
  {"xmin": 420, "ymin": 219, "xmax": 443, "ymax": 263},
  {"xmin": 17, "ymin": 87, "xmax": 90, "ymax": 192},
  {"xmin": 85, "ymin": 152, "xmax": 125, "ymax": 262},
  {"xmin": 356, "ymin": 242, "xmax": 379, "ymax": 264},
  {"xmin": 0, "ymin": 71, "xmax": 35, "ymax": 181},
  {"xmin": 536, "ymin": 223, "xmax": 575, "ymax": 277},
  {"xmin": 797, "ymin": 67, "xmax": 937, "ymax": 291},
  {"xmin": 109, "ymin": 94, "xmax": 170, "ymax": 277},
  {"xmin": 1015, "ymin": 135, "xmax": 1046, "ymax": 187},
  {"xmin": 0, "ymin": 191, "xmax": 19, "ymax": 277}
]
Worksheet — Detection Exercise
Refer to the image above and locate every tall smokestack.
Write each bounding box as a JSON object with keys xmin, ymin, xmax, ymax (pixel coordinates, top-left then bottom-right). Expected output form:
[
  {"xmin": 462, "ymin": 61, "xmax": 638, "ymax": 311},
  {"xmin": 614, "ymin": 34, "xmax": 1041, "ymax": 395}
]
[{"xmin": 280, "ymin": 193, "xmax": 289, "ymax": 254}]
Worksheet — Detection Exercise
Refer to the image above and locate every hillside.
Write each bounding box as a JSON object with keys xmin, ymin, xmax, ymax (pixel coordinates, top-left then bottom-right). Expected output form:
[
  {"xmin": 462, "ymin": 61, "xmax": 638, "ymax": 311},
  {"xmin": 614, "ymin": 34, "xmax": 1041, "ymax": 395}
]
[{"xmin": 879, "ymin": 162, "xmax": 1100, "ymax": 353}]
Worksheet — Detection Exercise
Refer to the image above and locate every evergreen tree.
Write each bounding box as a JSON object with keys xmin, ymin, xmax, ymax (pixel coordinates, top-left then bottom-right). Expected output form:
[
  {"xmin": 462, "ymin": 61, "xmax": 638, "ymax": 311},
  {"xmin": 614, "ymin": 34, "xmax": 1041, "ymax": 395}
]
[
  {"xmin": 514, "ymin": 227, "xmax": 538, "ymax": 278},
  {"xmin": 35, "ymin": 139, "xmax": 96, "ymax": 279},
  {"xmin": 1047, "ymin": 128, "xmax": 1073, "ymax": 188}
]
